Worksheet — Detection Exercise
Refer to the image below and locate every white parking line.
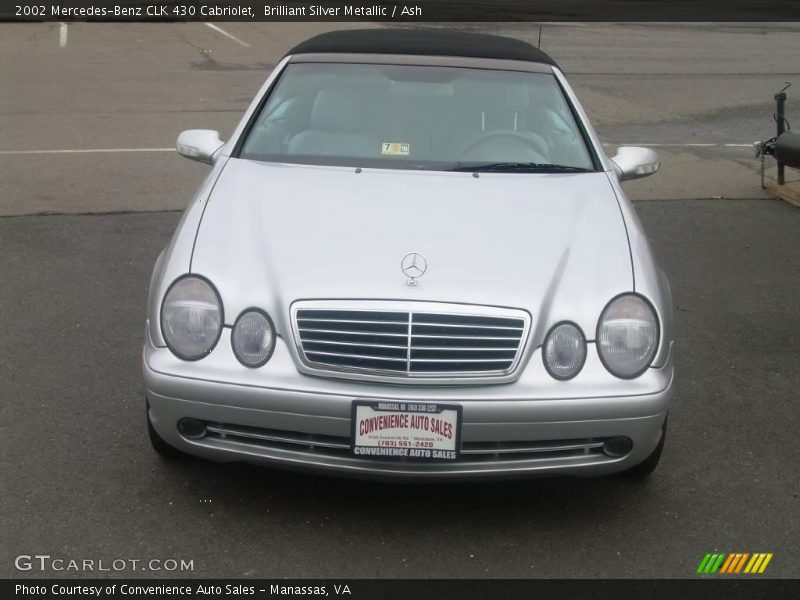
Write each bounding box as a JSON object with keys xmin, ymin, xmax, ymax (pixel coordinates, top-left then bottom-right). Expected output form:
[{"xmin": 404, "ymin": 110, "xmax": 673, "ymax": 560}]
[
  {"xmin": 204, "ymin": 23, "xmax": 251, "ymax": 48},
  {"xmin": 604, "ymin": 143, "xmax": 753, "ymax": 148},
  {"xmin": 0, "ymin": 148, "xmax": 174, "ymax": 155},
  {"xmin": 59, "ymin": 23, "xmax": 68, "ymax": 48}
]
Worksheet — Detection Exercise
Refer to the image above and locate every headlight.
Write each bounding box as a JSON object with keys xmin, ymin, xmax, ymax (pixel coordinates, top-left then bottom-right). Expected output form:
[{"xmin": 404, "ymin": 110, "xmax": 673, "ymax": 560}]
[
  {"xmin": 597, "ymin": 294, "xmax": 659, "ymax": 379},
  {"xmin": 161, "ymin": 275, "xmax": 223, "ymax": 361},
  {"xmin": 543, "ymin": 322, "xmax": 586, "ymax": 380},
  {"xmin": 231, "ymin": 309, "xmax": 276, "ymax": 367}
]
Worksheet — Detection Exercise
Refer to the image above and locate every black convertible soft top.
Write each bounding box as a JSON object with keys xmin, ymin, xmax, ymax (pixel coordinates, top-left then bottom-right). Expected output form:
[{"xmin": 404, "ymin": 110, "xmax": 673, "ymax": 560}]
[{"xmin": 286, "ymin": 28, "xmax": 558, "ymax": 67}]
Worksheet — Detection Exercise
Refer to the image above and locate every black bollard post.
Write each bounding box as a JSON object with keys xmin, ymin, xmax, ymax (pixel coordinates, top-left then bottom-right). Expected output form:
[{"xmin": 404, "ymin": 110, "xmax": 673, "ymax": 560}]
[{"xmin": 774, "ymin": 83, "xmax": 790, "ymax": 185}]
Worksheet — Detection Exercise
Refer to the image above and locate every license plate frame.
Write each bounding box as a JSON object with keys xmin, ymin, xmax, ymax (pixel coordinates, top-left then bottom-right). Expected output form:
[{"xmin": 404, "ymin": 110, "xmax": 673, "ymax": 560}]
[{"xmin": 351, "ymin": 400, "xmax": 462, "ymax": 461}]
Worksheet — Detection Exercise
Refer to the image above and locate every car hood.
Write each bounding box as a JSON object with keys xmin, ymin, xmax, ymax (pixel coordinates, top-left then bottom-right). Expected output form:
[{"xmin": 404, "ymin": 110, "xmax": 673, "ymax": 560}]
[{"xmin": 191, "ymin": 159, "xmax": 632, "ymax": 339}]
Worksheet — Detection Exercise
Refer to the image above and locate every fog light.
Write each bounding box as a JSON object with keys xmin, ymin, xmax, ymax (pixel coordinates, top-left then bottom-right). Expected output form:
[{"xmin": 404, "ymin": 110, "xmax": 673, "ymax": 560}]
[
  {"xmin": 603, "ymin": 436, "xmax": 633, "ymax": 457},
  {"xmin": 178, "ymin": 418, "xmax": 207, "ymax": 440}
]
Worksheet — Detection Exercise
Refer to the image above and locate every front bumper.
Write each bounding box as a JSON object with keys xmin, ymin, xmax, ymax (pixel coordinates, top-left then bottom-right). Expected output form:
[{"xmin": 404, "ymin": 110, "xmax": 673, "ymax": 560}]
[{"xmin": 144, "ymin": 327, "xmax": 673, "ymax": 481}]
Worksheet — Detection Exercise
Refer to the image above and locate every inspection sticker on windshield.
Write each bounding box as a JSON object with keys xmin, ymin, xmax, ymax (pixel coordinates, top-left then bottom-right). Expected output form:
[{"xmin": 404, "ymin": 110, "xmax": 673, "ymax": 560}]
[
  {"xmin": 380, "ymin": 142, "xmax": 410, "ymax": 156},
  {"xmin": 351, "ymin": 401, "xmax": 461, "ymax": 461}
]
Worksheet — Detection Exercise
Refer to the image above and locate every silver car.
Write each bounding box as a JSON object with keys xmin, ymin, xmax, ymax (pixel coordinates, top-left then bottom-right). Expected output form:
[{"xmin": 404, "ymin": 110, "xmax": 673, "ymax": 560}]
[{"xmin": 143, "ymin": 29, "xmax": 673, "ymax": 480}]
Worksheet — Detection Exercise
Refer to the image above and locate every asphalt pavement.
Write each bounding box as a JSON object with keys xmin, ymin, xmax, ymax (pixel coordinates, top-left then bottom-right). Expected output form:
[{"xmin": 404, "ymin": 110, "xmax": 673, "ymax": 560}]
[
  {"xmin": 1, "ymin": 22, "xmax": 799, "ymax": 579},
  {"xmin": 1, "ymin": 199, "xmax": 798, "ymax": 578}
]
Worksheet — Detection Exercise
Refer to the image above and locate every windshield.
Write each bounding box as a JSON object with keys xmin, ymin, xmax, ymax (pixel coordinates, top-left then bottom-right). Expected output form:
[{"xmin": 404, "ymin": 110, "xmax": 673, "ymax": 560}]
[{"xmin": 237, "ymin": 62, "xmax": 596, "ymax": 172}]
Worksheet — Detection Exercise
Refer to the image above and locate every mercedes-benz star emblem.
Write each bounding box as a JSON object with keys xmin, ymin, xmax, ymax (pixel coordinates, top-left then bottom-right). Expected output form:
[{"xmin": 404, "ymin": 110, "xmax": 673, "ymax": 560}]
[{"xmin": 401, "ymin": 252, "xmax": 428, "ymax": 286}]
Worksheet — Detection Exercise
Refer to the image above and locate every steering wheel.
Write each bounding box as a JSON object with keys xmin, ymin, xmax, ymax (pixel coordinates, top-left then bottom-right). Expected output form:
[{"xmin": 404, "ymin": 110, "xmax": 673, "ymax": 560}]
[{"xmin": 459, "ymin": 131, "xmax": 550, "ymax": 162}]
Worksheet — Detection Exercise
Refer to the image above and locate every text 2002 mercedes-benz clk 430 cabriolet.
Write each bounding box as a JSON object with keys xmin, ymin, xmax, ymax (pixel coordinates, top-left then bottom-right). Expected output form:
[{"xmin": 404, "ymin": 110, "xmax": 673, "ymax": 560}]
[{"xmin": 143, "ymin": 29, "xmax": 673, "ymax": 480}]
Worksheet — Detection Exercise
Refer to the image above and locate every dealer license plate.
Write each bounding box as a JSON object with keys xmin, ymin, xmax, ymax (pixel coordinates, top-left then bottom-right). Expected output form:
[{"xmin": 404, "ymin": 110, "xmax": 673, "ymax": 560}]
[{"xmin": 351, "ymin": 401, "xmax": 462, "ymax": 461}]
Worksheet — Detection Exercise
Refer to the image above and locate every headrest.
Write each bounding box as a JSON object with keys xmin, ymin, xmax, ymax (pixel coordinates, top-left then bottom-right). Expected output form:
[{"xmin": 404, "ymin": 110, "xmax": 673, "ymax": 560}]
[{"xmin": 310, "ymin": 88, "xmax": 365, "ymax": 133}]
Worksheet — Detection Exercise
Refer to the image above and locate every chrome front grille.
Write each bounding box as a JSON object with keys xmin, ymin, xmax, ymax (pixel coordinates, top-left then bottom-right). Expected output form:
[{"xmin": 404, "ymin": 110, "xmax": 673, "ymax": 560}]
[{"xmin": 291, "ymin": 301, "xmax": 530, "ymax": 382}]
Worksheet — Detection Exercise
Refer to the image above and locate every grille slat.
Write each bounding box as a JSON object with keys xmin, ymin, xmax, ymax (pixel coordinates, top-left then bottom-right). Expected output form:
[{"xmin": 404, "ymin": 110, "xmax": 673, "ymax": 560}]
[
  {"xmin": 411, "ymin": 360, "xmax": 515, "ymax": 372},
  {"xmin": 299, "ymin": 328, "xmax": 408, "ymax": 338},
  {"xmin": 413, "ymin": 313, "xmax": 525, "ymax": 327},
  {"xmin": 412, "ymin": 324, "xmax": 523, "ymax": 337},
  {"xmin": 412, "ymin": 334, "xmax": 521, "ymax": 341},
  {"xmin": 305, "ymin": 353, "xmax": 409, "ymax": 372},
  {"xmin": 298, "ymin": 320, "xmax": 408, "ymax": 334},
  {"xmin": 411, "ymin": 322, "xmax": 524, "ymax": 331},
  {"xmin": 409, "ymin": 357, "xmax": 515, "ymax": 363},
  {"xmin": 303, "ymin": 341, "xmax": 407, "ymax": 359},
  {"xmin": 299, "ymin": 318, "xmax": 411, "ymax": 326},
  {"xmin": 293, "ymin": 303, "xmax": 529, "ymax": 381},
  {"xmin": 304, "ymin": 350, "xmax": 409, "ymax": 362},
  {"xmin": 411, "ymin": 348, "xmax": 518, "ymax": 360},
  {"xmin": 300, "ymin": 339, "xmax": 409, "ymax": 350},
  {"xmin": 297, "ymin": 309, "xmax": 407, "ymax": 322}
]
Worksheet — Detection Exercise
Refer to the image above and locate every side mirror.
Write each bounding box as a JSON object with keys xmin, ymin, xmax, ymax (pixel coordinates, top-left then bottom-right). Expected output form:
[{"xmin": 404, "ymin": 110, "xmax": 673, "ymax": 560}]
[
  {"xmin": 176, "ymin": 130, "xmax": 224, "ymax": 164},
  {"xmin": 611, "ymin": 146, "xmax": 660, "ymax": 181}
]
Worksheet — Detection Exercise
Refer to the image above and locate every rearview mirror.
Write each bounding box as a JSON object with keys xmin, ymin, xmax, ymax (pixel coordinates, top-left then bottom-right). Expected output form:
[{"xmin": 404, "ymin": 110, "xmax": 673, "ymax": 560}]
[
  {"xmin": 611, "ymin": 146, "xmax": 660, "ymax": 181},
  {"xmin": 176, "ymin": 130, "xmax": 224, "ymax": 164}
]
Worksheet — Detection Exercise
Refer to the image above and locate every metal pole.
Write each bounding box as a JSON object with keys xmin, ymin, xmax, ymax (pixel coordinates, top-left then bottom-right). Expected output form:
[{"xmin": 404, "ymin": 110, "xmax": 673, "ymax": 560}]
[{"xmin": 775, "ymin": 84, "xmax": 788, "ymax": 185}]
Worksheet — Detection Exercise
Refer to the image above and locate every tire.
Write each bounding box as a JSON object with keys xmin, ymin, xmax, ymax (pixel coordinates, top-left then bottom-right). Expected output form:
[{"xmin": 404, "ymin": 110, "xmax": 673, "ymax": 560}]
[
  {"xmin": 146, "ymin": 402, "xmax": 186, "ymax": 459},
  {"xmin": 623, "ymin": 415, "xmax": 667, "ymax": 478}
]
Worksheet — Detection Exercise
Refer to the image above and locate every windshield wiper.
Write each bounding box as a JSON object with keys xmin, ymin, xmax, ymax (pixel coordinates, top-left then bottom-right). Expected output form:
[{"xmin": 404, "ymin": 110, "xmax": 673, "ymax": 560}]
[{"xmin": 451, "ymin": 162, "xmax": 592, "ymax": 173}]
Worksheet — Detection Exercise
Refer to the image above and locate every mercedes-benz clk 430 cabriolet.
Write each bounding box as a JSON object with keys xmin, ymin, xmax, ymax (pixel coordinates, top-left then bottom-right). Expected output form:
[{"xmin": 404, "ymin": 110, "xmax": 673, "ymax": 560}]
[{"xmin": 143, "ymin": 29, "xmax": 673, "ymax": 480}]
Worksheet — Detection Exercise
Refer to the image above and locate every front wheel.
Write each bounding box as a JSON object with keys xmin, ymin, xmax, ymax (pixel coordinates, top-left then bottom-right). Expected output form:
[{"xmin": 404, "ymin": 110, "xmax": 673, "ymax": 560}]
[
  {"xmin": 623, "ymin": 415, "xmax": 667, "ymax": 478},
  {"xmin": 147, "ymin": 402, "xmax": 186, "ymax": 459}
]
